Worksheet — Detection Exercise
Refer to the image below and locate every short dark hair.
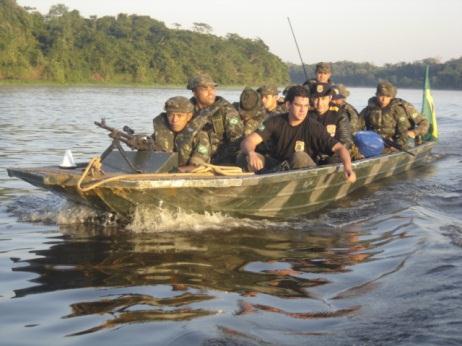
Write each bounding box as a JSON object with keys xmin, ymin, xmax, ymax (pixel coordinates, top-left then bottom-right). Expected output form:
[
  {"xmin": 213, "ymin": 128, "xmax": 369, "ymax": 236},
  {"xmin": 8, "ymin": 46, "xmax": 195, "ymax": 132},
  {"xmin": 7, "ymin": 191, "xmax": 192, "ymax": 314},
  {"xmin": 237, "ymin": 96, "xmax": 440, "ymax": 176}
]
[{"xmin": 284, "ymin": 85, "xmax": 310, "ymax": 103}]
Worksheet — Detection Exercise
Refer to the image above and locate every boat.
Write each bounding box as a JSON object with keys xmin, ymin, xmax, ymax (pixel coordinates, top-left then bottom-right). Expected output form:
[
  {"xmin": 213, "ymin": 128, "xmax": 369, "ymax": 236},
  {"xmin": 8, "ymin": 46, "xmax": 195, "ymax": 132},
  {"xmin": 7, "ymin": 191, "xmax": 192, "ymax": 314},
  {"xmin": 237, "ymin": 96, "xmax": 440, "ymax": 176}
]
[{"xmin": 7, "ymin": 141, "xmax": 435, "ymax": 219}]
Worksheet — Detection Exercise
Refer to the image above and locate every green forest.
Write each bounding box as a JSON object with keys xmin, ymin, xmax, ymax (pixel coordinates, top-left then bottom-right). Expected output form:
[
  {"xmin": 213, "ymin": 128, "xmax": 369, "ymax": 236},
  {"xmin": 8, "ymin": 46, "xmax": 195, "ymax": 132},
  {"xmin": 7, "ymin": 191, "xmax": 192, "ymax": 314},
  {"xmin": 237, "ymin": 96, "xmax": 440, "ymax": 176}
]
[
  {"xmin": 1, "ymin": 0, "xmax": 462, "ymax": 89},
  {"xmin": 0, "ymin": 0, "xmax": 288, "ymax": 85},
  {"xmin": 289, "ymin": 58, "xmax": 462, "ymax": 90}
]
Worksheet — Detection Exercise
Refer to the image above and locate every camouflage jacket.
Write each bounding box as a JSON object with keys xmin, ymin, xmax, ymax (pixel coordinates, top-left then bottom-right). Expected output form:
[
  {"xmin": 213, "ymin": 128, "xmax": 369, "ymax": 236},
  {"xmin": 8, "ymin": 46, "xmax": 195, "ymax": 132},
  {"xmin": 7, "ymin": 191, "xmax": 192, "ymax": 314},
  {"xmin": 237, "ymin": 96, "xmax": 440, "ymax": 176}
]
[
  {"xmin": 338, "ymin": 102, "xmax": 360, "ymax": 133},
  {"xmin": 152, "ymin": 113, "xmax": 211, "ymax": 166},
  {"xmin": 359, "ymin": 97, "xmax": 412, "ymax": 147},
  {"xmin": 309, "ymin": 106, "xmax": 354, "ymax": 149},
  {"xmin": 394, "ymin": 98, "xmax": 429, "ymax": 136},
  {"xmin": 176, "ymin": 96, "xmax": 244, "ymax": 165},
  {"xmin": 233, "ymin": 102, "xmax": 267, "ymax": 136}
]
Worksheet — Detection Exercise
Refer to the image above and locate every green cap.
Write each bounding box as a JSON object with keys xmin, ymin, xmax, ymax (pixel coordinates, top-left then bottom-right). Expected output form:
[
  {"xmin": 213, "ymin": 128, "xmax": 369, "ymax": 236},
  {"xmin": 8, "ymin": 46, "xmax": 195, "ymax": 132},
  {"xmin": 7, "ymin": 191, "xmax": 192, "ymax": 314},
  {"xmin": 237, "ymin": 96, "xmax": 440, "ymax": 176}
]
[
  {"xmin": 240, "ymin": 87, "xmax": 261, "ymax": 111},
  {"xmin": 376, "ymin": 80, "xmax": 397, "ymax": 98},
  {"xmin": 316, "ymin": 62, "xmax": 332, "ymax": 73},
  {"xmin": 164, "ymin": 96, "xmax": 194, "ymax": 113},
  {"xmin": 187, "ymin": 73, "xmax": 218, "ymax": 90},
  {"xmin": 257, "ymin": 84, "xmax": 279, "ymax": 96}
]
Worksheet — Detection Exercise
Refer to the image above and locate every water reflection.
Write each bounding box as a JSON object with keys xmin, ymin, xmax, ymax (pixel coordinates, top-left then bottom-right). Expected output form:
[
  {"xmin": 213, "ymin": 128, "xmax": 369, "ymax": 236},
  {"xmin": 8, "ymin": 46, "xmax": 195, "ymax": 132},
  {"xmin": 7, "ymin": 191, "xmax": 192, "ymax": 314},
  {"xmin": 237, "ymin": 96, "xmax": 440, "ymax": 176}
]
[
  {"xmin": 9, "ymin": 222, "xmax": 410, "ymax": 335},
  {"xmin": 13, "ymin": 226, "xmax": 377, "ymax": 298}
]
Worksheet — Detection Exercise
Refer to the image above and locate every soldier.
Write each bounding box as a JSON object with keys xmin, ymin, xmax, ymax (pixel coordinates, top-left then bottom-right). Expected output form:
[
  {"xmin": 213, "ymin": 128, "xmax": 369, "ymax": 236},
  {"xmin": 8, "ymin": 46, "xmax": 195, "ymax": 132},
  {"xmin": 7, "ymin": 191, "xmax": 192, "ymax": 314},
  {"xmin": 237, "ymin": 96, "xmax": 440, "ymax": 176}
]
[
  {"xmin": 234, "ymin": 87, "xmax": 267, "ymax": 136},
  {"xmin": 240, "ymin": 85, "xmax": 356, "ymax": 183},
  {"xmin": 331, "ymin": 84, "xmax": 361, "ymax": 133},
  {"xmin": 256, "ymin": 84, "xmax": 287, "ymax": 118},
  {"xmin": 359, "ymin": 80, "xmax": 429, "ymax": 149},
  {"xmin": 176, "ymin": 73, "xmax": 244, "ymax": 165},
  {"xmin": 152, "ymin": 96, "xmax": 211, "ymax": 172},
  {"xmin": 303, "ymin": 62, "xmax": 333, "ymax": 91},
  {"xmin": 309, "ymin": 82, "xmax": 354, "ymax": 150}
]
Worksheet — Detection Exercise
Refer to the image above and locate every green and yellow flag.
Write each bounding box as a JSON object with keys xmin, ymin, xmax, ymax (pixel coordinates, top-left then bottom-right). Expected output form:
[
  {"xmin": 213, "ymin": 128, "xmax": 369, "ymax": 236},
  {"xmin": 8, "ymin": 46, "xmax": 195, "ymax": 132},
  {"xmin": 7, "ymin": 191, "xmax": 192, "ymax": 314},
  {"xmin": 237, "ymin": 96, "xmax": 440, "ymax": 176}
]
[{"xmin": 422, "ymin": 66, "xmax": 438, "ymax": 141}]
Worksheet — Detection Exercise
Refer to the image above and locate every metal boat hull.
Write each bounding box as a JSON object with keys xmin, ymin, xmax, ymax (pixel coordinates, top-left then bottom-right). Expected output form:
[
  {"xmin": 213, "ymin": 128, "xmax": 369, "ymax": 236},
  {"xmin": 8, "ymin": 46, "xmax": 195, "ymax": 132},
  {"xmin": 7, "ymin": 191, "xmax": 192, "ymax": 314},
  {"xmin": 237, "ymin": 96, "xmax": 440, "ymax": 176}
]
[{"xmin": 7, "ymin": 142, "xmax": 434, "ymax": 219}]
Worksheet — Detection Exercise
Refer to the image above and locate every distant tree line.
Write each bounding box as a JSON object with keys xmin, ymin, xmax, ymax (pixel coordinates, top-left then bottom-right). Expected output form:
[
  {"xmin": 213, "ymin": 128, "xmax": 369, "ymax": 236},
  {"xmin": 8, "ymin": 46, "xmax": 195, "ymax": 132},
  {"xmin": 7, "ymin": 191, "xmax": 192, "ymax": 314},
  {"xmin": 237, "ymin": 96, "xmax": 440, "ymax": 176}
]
[
  {"xmin": 2, "ymin": 0, "xmax": 461, "ymax": 89},
  {"xmin": 0, "ymin": 0, "xmax": 288, "ymax": 84},
  {"xmin": 288, "ymin": 58, "xmax": 462, "ymax": 90}
]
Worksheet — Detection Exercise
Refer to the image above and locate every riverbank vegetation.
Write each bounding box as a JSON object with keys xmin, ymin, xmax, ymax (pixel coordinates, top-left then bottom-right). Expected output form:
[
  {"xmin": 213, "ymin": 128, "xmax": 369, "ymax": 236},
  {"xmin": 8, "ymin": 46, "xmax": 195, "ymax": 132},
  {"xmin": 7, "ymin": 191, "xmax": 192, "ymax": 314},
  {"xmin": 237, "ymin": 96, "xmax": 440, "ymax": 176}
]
[
  {"xmin": 2, "ymin": 0, "xmax": 461, "ymax": 89},
  {"xmin": 289, "ymin": 58, "xmax": 462, "ymax": 90},
  {"xmin": 0, "ymin": 0, "xmax": 288, "ymax": 85}
]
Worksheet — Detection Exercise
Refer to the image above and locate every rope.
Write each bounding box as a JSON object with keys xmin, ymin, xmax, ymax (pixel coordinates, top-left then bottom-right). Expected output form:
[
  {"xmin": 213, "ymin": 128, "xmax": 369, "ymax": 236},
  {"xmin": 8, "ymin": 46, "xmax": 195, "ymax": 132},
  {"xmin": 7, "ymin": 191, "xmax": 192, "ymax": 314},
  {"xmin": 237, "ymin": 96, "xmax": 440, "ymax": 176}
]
[
  {"xmin": 76, "ymin": 157, "xmax": 252, "ymax": 193},
  {"xmin": 191, "ymin": 163, "xmax": 249, "ymax": 175}
]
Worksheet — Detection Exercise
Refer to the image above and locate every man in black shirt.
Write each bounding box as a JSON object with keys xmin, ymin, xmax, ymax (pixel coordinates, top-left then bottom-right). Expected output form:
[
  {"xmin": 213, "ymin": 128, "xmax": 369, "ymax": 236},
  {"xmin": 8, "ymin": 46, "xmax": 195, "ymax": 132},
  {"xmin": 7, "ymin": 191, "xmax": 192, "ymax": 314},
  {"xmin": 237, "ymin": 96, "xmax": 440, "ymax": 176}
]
[{"xmin": 240, "ymin": 85, "xmax": 356, "ymax": 182}]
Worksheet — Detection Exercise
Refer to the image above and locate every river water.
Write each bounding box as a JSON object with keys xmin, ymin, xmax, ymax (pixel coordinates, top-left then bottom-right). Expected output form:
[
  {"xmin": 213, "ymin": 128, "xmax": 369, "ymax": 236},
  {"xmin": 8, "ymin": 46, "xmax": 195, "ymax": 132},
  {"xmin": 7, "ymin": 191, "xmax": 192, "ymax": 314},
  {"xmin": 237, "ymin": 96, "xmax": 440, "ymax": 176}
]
[{"xmin": 0, "ymin": 86, "xmax": 461, "ymax": 345}]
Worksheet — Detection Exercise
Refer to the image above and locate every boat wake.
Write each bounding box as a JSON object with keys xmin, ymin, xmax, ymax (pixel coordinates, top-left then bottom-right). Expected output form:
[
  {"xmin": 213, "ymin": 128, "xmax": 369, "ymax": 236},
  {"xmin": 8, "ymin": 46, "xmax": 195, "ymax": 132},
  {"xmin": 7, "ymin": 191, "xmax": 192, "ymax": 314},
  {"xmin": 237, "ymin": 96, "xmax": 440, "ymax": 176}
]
[
  {"xmin": 5, "ymin": 193, "xmax": 287, "ymax": 234},
  {"xmin": 6, "ymin": 193, "xmax": 117, "ymax": 227}
]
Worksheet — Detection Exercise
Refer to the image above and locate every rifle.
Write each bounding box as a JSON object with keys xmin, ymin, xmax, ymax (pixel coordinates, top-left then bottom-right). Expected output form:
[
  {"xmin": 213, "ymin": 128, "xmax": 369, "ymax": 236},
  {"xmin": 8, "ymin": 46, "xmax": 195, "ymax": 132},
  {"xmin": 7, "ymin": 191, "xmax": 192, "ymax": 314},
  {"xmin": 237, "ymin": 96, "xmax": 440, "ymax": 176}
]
[
  {"xmin": 382, "ymin": 137, "xmax": 416, "ymax": 157},
  {"xmin": 95, "ymin": 118, "xmax": 155, "ymax": 173},
  {"xmin": 95, "ymin": 118, "xmax": 154, "ymax": 151}
]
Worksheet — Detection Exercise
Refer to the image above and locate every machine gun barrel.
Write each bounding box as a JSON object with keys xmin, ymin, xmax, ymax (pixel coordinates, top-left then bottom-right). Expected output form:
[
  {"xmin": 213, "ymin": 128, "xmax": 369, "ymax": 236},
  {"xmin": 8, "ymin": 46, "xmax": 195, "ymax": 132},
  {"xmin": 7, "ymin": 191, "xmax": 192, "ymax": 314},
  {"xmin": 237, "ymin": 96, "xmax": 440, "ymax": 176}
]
[{"xmin": 95, "ymin": 118, "xmax": 154, "ymax": 151}]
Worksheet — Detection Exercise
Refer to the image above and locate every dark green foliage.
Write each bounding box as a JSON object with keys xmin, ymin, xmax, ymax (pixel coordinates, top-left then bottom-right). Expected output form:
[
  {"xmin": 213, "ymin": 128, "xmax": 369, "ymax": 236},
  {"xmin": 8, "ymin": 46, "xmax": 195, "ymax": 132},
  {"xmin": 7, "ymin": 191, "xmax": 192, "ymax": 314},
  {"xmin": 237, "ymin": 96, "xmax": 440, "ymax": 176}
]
[
  {"xmin": 0, "ymin": 0, "xmax": 288, "ymax": 84},
  {"xmin": 289, "ymin": 58, "xmax": 462, "ymax": 90}
]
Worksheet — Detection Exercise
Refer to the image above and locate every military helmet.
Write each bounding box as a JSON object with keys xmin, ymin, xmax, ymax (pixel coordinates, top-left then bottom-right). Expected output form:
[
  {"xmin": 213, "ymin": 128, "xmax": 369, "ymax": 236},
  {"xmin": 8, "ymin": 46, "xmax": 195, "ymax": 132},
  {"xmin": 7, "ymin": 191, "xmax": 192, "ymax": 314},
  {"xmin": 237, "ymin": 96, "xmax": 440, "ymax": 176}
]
[
  {"xmin": 376, "ymin": 80, "xmax": 397, "ymax": 98},
  {"xmin": 310, "ymin": 82, "xmax": 334, "ymax": 98},
  {"xmin": 240, "ymin": 87, "xmax": 261, "ymax": 111},
  {"xmin": 187, "ymin": 73, "xmax": 218, "ymax": 90},
  {"xmin": 332, "ymin": 84, "xmax": 350, "ymax": 99},
  {"xmin": 256, "ymin": 84, "xmax": 279, "ymax": 96},
  {"xmin": 316, "ymin": 62, "xmax": 332, "ymax": 73},
  {"xmin": 164, "ymin": 96, "xmax": 194, "ymax": 113}
]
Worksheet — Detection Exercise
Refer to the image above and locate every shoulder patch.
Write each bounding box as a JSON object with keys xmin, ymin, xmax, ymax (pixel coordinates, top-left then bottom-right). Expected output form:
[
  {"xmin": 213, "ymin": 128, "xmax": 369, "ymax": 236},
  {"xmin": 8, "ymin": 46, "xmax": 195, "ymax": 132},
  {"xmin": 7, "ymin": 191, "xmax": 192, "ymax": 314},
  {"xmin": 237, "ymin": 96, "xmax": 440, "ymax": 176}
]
[
  {"xmin": 197, "ymin": 144, "xmax": 208, "ymax": 155},
  {"xmin": 229, "ymin": 117, "xmax": 239, "ymax": 126}
]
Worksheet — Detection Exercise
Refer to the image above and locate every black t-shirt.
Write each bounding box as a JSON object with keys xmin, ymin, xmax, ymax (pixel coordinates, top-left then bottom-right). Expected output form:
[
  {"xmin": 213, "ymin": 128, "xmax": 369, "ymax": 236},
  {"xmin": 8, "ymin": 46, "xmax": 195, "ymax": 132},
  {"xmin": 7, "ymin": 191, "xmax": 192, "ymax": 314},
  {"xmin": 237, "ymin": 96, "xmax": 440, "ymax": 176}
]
[{"xmin": 256, "ymin": 113, "xmax": 338, "ymax": 161}]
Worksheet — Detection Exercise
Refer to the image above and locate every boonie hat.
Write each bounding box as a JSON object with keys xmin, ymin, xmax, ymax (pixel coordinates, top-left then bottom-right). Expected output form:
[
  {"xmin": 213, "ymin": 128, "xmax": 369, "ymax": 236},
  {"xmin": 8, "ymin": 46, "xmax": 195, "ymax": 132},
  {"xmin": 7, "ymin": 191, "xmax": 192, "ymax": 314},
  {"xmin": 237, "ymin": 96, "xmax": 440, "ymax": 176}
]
[
  {"xmin": 240, "ymin": 87, "xmax": 261, "ymax": 111},
  {"xmin": 376, "ymin": 80, "xmax": 397, "ymax": 98},
  {"xmin": 164, "ymin": 96, "xmax": 194, "ymax": 113},
  {"xmin": 187, "ymin": 73, "xmax": 218, "ymax": 90},
  {"xmin": 257, "ymin": 84, "xmax": 279, "ymax": 96}
]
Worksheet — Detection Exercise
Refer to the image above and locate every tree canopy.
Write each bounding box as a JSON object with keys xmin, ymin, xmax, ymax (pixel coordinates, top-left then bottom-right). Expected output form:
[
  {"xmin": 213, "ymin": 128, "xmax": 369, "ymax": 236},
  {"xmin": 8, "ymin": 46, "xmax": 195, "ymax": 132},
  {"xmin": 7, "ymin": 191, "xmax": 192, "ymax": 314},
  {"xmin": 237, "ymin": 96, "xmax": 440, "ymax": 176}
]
[
  {"xmin": 0, "ymin": 0, "xmax": 288, "ymax": 84},
  {"xmin": 289, "ymin": 58, "xmax": 462, "ymax": 90},
  {"xmin": 1, "ymin": 0, "xmax": 461, "ymax": 89}
]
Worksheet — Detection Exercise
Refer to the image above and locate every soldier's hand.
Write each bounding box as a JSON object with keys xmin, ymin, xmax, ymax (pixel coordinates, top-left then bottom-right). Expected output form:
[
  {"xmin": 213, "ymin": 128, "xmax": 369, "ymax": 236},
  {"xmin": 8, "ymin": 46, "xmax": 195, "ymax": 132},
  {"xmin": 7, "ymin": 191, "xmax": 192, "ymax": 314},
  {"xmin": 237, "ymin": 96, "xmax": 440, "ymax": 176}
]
[
  {"xmin": 344, "ymin": 167, "xmax": 357, "ymax": 183},
  {"xmin": 247, "ymin": 151, "xmax": 264, "ymax": 172},
  {"xmin": 407, "ymin": 130, "xmax": 416, "ymax": 138}
]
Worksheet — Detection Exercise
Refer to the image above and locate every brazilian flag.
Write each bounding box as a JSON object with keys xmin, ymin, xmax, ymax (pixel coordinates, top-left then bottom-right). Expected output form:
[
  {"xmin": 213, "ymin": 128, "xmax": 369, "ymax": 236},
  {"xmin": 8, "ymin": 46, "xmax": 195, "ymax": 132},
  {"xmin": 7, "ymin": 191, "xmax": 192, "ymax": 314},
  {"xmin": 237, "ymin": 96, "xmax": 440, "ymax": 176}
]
[{"xmin": 422, "ymin": 66, "xmax": 438, "ymax": 141}]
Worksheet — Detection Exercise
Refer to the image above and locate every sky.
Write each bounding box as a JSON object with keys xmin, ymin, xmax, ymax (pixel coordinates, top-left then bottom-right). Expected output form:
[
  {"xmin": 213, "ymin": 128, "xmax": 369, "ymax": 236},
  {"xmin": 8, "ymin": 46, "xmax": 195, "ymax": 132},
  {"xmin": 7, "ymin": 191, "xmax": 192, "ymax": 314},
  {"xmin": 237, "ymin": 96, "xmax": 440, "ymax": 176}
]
[{"xmin": 17, "ymin": 0, "xmax": 462, "ymax": 66}]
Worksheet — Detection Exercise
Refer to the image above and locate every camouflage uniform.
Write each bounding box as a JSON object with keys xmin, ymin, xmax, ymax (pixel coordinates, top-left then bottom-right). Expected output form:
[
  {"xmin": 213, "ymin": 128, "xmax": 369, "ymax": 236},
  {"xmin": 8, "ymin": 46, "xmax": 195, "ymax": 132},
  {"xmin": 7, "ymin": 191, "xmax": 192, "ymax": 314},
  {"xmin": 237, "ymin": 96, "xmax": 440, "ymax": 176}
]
[
  {"xmin": 152, "ymin": 114, "xmax": 211, "ymax": 166},
  {"xmin": 176, "ymin": 96, "xmax": 244, "ymax": 165},
  {"xmin": 394, "ymin": 98, "xmax": 429, "ymax": 138},
  {"xmin": 339, "ymin": 102, "xmax": 360, "ymax": 133},
  {"xmin": 331, "ymin": 84, "xmax": 360, "ymax": 133},
  {"xmin": 152, "ymin": 96, "xmax": 211, "ymax": 166},
  {"xmin": 235, "ymin": 87, "xmax": 267, "ymax": 136},
  {"xmin": 359, "ymin": 81, "xmax": 429, "ymax": 148},
  {"xmin": 359, "ymin": 97, "xmax": 412, "ymax": 148}
]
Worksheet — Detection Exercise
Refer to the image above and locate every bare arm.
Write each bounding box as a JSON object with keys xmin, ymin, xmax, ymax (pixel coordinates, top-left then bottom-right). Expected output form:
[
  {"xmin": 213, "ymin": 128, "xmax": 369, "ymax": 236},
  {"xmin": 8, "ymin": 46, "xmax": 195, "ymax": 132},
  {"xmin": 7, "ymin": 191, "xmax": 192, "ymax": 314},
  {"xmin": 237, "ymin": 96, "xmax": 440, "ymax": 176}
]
[
  {"xmin": 240, "ymin": 132, "xmax": 264, "ymax": 171},
  {"xmin": 332, "ymin": 142, "xmax": 357, "ymax": 183}
]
